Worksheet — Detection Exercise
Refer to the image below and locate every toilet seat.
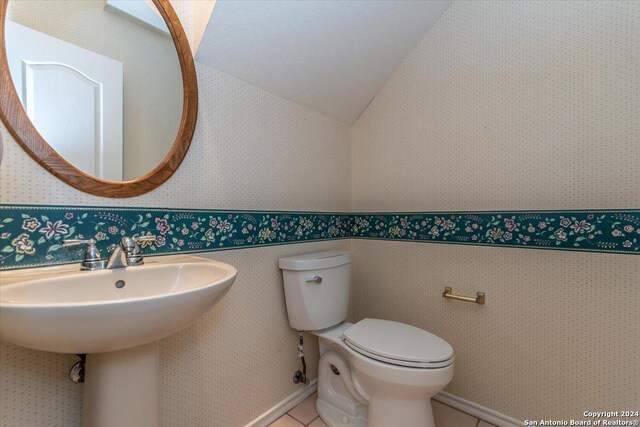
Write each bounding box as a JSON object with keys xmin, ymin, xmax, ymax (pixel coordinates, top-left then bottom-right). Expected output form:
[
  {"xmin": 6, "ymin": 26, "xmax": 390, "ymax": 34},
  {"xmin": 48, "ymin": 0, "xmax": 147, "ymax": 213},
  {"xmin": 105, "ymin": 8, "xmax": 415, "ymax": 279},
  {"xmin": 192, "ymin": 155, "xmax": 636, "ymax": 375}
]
[{"xmin": 341, "ymin": 319, "xmax": 454, "ymax": 369}]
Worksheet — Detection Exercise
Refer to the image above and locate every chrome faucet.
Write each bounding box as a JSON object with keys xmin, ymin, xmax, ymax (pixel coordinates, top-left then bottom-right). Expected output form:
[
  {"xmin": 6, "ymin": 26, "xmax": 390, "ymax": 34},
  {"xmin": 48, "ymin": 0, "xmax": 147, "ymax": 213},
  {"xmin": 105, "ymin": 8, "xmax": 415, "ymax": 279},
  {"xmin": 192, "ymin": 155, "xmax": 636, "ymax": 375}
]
[
  {"xmin": 106, "ymin": 235, "xmax": 157, "ymax": 269},
  {"xmin": 63, "ymin": 235, "xmax": 156, "ymax": 270}
]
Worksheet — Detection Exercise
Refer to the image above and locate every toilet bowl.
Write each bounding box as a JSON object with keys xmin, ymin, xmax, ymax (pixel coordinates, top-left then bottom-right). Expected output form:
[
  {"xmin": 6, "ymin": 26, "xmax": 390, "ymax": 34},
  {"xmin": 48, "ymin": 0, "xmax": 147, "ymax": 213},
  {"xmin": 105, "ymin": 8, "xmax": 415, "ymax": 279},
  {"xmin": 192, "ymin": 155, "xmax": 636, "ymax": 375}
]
[{"xmin": 279, "ymin": 251, "xmax": 454, "ymax": 427}]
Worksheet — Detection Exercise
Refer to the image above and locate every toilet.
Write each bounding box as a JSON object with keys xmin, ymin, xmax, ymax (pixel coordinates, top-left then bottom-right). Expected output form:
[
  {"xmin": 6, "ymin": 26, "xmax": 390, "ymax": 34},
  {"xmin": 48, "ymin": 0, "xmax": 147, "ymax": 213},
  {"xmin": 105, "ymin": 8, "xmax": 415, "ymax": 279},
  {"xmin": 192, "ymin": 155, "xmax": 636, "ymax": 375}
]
[{"xmin": 279, "ymin": 250, "xmax": 454, "ymax": 427}]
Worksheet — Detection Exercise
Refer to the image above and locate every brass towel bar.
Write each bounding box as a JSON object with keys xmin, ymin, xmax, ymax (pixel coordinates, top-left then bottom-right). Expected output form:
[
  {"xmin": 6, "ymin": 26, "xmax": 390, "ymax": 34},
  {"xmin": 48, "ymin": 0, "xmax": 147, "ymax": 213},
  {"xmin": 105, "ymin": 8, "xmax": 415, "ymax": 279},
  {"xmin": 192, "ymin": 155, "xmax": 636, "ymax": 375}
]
[{"xmin": 442, "ymin": 287, "xmax": 485, "ymax": 305}]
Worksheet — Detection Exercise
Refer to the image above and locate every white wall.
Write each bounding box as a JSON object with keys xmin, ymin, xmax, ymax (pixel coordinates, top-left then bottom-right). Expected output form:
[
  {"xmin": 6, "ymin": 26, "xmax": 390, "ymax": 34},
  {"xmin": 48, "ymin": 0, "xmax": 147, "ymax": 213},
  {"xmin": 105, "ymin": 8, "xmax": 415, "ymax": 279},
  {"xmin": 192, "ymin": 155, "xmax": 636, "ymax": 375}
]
[
  {"xmin": 350, "ymin": 0, "xmax": 639, "ymax": 421},
  {"xmin": 0, "ymin": 62, "xmax": 351, "ymax": 210}
]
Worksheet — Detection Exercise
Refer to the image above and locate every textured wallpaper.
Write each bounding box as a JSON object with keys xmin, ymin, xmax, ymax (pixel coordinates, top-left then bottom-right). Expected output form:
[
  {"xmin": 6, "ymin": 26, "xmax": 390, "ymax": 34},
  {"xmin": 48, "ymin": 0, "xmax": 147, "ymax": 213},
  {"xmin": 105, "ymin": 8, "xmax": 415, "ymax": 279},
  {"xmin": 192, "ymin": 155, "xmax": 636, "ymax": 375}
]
[
  {"xmin": 0, "ymin": 61, "xmax": 351, "ymax": 427},
  {"xmin": 350, "ymin": 0, "xmax": 640, "ymax": 422}
]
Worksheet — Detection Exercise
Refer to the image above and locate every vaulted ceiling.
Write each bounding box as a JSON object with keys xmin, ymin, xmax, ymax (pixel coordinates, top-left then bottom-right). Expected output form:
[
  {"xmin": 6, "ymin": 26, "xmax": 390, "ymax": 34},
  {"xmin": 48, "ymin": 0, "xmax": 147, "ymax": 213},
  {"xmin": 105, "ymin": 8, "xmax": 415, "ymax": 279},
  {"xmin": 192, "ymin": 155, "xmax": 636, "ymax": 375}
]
[{"xmin": 196, "ymin": 0, "xmax": 451, "ymax": 124}]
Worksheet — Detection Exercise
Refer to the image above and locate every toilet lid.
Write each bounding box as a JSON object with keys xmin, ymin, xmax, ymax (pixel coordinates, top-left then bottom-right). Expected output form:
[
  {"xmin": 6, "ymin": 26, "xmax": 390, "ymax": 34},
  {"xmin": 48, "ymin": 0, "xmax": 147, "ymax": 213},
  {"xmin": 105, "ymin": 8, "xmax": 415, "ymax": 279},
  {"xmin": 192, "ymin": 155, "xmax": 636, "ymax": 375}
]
[{"xmin": 342, "ymin": 319, "xmax": 454, "ymax": 368}]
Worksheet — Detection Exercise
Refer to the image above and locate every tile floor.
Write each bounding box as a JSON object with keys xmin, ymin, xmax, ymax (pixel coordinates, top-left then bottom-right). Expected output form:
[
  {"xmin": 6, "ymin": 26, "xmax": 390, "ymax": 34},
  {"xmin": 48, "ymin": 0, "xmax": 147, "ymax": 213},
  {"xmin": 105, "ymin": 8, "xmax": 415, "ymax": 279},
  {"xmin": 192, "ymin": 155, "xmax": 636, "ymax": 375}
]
[{"xmin": 269, "ymin": 393, "xmax": 497, "ymax": 427}]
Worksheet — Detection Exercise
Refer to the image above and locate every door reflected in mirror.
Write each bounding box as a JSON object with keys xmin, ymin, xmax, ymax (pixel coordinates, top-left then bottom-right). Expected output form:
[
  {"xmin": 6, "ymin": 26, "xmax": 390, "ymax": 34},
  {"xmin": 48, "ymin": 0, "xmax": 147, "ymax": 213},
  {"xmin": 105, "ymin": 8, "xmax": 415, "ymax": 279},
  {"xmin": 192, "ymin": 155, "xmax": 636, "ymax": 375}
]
[{"xmin": 5, "ymin": 0, "xmax": 183, "ymax": 181}]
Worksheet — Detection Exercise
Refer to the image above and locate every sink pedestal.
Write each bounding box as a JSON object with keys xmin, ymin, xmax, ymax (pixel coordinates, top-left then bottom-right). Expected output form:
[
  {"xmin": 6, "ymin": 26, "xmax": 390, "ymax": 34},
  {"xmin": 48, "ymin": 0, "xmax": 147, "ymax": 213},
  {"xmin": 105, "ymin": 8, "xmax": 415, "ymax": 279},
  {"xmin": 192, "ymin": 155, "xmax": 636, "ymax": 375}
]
[
  {"xmin": 83, "ymin": 342, "xmax": 160, "ymax": 427},
  {"xmin": 0, "ymin": 255, "xmax": 237, "ymax": 426}
]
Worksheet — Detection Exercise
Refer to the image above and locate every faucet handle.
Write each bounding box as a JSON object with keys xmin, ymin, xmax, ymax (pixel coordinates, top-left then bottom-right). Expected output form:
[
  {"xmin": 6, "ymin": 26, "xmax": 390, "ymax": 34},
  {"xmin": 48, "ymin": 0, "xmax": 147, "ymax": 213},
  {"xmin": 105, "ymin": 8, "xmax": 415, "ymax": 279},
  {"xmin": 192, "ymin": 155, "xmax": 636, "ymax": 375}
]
[
  {"xmin": 63, "ymin": 238, "xmax": 95, "ymax": 247},
  {"xmin": 62, "ymin": 239, "xmax": 105, "ymax": 270},
  {"xmin": 120, "ymin": 235, "xmax": 157, "ymax": 267},
  {"xmin": 63, "ymin": 239, "xmax": 100, "ymax": 260},
  {"xmin": 120, "ymin": 236, "xmax": 137, "ymax": 252}
]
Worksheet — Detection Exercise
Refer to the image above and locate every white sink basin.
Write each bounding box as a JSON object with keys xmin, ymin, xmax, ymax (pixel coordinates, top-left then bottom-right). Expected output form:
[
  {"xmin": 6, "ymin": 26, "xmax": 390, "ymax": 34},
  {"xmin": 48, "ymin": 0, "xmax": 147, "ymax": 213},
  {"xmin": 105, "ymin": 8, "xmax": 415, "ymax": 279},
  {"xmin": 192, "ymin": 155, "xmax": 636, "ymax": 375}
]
[
  {"xmin": 0, "ymin": 255, "xmax": 237, "ymax": 353},
  {"xmin": 1, "ymin": 254, "xmax": 237, "ymax": 426}
]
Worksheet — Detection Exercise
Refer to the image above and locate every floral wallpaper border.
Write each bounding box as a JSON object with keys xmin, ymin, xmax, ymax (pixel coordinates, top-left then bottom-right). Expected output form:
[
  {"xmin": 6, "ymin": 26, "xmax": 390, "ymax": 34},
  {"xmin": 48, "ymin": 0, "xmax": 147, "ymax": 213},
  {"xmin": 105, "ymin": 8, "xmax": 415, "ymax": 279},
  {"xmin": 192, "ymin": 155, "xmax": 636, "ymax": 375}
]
[
  {"xmin": 0, "ymin": 206, "xmax": 351, "ymax": 270},
  {"xmin": 0, "ymin": 206, "xmax": 637, "ymax": 270},
  {"xmin": 350, "ymin": 210, "xmax": 640, "ymax": 255}
]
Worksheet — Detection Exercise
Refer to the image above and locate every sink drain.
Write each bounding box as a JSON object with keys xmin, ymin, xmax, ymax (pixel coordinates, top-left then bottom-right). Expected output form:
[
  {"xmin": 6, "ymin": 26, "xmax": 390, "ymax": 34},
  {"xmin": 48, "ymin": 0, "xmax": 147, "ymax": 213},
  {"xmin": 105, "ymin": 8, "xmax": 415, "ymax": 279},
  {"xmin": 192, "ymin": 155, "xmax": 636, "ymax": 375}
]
[{"xmin": 115, "ymin": 280, "xmax": 125, "ymax": 288}]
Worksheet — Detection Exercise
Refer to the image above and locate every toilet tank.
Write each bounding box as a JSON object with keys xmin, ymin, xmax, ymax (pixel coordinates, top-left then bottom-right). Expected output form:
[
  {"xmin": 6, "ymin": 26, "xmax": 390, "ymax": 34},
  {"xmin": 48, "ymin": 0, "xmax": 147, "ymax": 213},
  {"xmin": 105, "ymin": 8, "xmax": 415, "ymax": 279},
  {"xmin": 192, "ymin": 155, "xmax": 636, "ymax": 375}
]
[{"xmin": 279, "ymin": 250, "xmax": 352, "ymax": 331}]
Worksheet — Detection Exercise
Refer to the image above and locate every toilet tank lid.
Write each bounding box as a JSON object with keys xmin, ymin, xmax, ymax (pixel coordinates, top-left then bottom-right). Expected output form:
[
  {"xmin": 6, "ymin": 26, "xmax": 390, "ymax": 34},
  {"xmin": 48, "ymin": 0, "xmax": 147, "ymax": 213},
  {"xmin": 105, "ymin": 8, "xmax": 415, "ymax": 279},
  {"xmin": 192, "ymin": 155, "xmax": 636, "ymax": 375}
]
[{"xmin": 279, "ymin": 250, "xmax": 352, "ymax": 271}]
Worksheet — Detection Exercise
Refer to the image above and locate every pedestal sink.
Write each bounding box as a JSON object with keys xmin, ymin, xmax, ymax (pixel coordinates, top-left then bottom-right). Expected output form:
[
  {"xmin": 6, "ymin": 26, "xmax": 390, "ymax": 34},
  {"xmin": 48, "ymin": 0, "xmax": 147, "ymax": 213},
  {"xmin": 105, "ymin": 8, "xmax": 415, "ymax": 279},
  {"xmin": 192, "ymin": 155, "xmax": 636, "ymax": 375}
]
[{"xmin": 0, "ymin": 255, "xmax": 237, "ymax": 427}]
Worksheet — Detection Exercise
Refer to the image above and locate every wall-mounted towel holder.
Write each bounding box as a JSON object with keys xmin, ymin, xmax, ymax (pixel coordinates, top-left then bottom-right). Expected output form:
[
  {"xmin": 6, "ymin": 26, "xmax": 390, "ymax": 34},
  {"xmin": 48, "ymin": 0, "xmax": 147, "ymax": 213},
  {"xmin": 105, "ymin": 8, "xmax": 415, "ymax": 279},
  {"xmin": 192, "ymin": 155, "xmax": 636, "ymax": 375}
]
[{"xmin": 443, "ymin": 287, "xmax": 485, "ymax": 305}]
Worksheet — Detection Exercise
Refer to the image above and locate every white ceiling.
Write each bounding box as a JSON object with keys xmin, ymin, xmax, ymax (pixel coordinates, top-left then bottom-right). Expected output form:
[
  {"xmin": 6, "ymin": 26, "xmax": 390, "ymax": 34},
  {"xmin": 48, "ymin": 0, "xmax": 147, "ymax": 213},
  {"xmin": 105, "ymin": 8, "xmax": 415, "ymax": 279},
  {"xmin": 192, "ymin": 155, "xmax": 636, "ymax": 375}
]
[{"xmin": 196, "ymin": 0, "xmax": 451, "ymax": 124}]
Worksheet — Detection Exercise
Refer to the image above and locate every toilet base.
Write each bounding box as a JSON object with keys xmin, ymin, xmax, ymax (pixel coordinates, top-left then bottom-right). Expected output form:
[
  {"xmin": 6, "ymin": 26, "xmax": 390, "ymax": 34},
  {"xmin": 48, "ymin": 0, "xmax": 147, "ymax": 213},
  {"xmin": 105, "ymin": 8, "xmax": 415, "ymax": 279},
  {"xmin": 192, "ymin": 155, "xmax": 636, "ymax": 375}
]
[
  {"xmin": 317, "ymin": 396, "xmax": 435, "ymax": 427},
  {"xmin": 316, "ymin": 348, "xmax": 368, "ymax": 427},
  {"xmin": 367, "ymin": 396, "xmax": 435, "ymax": 427},
  {"xmin": 317, "ymin": 398, "xmax": 367, "ymax": 427}
]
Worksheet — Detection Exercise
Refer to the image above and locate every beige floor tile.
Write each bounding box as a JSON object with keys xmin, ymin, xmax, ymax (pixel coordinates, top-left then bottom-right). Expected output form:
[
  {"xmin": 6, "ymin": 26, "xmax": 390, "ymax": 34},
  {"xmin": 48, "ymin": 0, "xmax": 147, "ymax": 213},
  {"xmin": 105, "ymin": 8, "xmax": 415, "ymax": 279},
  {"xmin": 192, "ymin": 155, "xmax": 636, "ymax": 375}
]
[
  {"xmin": 432, "ymin": 400, "xmax": 479, "ymax": 427},
  {"xmin": 288, "ymin": 393, "xmax": 319, "ymax": 425},
  {"xmin": 269, "ymin": 414, "xmax": 305, "ymax": 427},
  {"xmin": 308, "ymin": 417, "xmax": 329, "ymax": 427},
  {"xmin": 478, "ymin": 421, "xmax": 497, "ymax": 427}
]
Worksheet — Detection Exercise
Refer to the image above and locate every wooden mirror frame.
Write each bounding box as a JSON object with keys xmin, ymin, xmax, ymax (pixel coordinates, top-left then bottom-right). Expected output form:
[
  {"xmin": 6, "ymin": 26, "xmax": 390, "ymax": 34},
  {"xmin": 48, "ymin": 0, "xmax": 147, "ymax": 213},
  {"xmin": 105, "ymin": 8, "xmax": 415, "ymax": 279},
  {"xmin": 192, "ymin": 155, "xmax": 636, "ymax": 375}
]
[{"xmin": 0, "ymin": 0, "xmax": 197, "ymax": 198}]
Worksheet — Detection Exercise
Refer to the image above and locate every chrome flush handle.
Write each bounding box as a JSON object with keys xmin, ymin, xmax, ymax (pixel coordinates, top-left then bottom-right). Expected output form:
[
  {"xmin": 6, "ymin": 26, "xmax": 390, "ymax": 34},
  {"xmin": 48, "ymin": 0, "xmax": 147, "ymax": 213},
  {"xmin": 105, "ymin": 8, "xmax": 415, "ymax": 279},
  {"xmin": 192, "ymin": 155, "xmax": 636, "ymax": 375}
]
[{"xmin": 306, "ymin": 276, "xmax": 323, "ymax": 284}]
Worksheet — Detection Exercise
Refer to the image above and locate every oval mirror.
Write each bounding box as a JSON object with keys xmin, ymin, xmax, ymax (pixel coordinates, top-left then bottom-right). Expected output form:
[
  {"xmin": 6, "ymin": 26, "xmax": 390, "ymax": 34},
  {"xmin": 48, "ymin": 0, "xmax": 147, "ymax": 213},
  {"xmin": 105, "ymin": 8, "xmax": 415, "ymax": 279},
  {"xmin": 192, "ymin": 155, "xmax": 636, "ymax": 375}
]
[{"xmin": 0, "ymin": 0, "xmax": 197, "ymax": 197}]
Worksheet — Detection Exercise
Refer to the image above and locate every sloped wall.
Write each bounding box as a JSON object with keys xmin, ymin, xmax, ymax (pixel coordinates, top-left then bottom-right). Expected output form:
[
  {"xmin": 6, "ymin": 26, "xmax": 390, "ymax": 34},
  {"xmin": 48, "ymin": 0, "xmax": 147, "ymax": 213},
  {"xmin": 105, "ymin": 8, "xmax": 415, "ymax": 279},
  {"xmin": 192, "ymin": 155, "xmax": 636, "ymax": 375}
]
[{"xmin": 350, "ymin": 0, "xmax": 640, "ymax": 421}]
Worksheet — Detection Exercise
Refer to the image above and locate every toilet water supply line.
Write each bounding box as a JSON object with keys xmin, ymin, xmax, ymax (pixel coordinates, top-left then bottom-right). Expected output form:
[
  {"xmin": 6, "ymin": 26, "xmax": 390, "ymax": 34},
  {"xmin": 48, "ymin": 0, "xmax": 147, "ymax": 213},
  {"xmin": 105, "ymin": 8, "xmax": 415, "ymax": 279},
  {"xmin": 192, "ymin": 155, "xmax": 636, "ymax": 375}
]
[{"xmin": 293, "ymin": 331, "xmax": 308, "ymax": 384}]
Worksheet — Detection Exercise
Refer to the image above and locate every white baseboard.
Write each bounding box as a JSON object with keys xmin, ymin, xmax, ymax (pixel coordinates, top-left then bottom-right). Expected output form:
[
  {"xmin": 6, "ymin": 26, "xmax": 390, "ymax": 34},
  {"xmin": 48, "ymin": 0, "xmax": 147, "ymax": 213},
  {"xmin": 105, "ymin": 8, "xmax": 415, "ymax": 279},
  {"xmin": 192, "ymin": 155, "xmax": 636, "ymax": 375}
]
[
  {"xmin": 245, "ymin": 382, "xmax": 520, "ymax": 427},
  {"xmin": 433, "ymin": 391, "xmax": 522, "ymax": 427},
  {"xmin": 245, "ymin": 379, "xmax": 318, "ymax": 427}
]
